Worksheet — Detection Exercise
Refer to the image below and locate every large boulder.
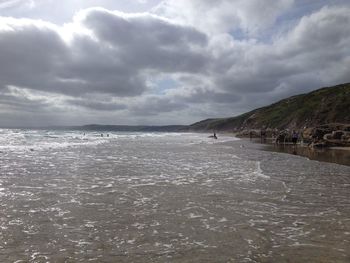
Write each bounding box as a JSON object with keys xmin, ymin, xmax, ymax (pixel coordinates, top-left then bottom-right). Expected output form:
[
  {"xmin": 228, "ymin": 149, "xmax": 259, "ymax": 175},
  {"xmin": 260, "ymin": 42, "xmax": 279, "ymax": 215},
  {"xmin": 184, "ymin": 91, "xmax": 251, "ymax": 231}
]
[
  {"xmin": 332, "ymin": 130, "xmax": 344, "ymax": 140},
  {"xmin": 312, "ymin": 127, "xmax": 333, "ymax": 140}
]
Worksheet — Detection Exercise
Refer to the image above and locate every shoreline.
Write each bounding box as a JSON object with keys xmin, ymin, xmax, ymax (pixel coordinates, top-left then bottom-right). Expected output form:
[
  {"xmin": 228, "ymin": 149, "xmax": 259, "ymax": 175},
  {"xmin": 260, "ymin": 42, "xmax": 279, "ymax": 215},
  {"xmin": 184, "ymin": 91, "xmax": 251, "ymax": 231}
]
[
  {"xmin": 218, "ymin": 133, "xmax": 350, "ymax": 167},
  {"xmin": 255, "ymin": 138, "xmax": 350, "ymax": 167},
  {"xmin": 329, "ymin": 146, "xmax": 350, "ymax": 151}
]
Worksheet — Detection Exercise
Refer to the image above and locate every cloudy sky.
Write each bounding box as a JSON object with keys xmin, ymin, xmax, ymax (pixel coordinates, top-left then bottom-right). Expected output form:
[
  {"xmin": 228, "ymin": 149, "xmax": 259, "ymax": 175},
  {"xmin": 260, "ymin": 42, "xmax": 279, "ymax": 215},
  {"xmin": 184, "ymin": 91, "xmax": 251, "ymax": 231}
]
[{"xmin": 0, "ymin": 0, "xmax": 349, "ymax": 127}]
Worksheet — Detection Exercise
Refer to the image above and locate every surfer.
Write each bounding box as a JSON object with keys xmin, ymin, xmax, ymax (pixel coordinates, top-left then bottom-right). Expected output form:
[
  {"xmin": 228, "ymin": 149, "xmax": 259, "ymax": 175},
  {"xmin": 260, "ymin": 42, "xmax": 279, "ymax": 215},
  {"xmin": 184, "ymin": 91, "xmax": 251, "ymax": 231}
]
[{"xmin": 209, "ymin": 132, "xmax": 218, "ymax": 139}]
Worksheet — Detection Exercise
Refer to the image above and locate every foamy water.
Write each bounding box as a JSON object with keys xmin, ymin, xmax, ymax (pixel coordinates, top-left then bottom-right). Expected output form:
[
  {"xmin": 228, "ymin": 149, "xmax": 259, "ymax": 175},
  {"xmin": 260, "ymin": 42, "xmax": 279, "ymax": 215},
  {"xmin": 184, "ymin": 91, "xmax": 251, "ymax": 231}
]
[{"xmin": 0, "ymin": 129, "xmax": 349, "ymax": 262}]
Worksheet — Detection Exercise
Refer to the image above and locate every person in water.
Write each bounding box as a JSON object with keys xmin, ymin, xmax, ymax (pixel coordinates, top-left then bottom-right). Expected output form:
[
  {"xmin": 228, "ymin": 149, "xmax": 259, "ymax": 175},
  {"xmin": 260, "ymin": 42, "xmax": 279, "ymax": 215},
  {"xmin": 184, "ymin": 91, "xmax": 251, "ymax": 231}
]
[
  {"xmin": 260, "ymin": 128, "xmax": 267, "ymax": 143},
  {"xmin": 209, "ymin": 132, "xmax": 218, "ymax": 139}
]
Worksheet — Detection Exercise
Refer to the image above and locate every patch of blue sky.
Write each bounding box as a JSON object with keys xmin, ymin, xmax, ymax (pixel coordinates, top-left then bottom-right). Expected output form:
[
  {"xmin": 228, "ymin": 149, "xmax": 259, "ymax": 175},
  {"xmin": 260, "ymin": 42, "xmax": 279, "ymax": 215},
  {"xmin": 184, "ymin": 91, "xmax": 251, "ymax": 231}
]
[
  {"xmin": 229, "ymin": 0, "xmax": 350, "ymax": 45},
  {"xmin": 152, "ymin": 77, "xmax": 179, "ymax": 95},
  {"xmin": 276, "ymin": 0, "xmax": 349, "ymax": 25},
  {"xmin": 229, "ymin": 28, "xmax": 247, "ymax": 41},
  {"xmin": 228, "ymin": 27, "xmax": 275, "ymax": 45},
  {"xmin": 267, "ymin": 0, "xmax": 350, "ymax": 42}
]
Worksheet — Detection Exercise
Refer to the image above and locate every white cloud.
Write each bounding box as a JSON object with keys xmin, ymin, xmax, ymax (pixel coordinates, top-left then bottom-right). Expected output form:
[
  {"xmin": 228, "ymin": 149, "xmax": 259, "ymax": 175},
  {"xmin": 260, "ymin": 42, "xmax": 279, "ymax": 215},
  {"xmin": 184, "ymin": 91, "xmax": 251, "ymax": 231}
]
[{"xmin": 154, "ymin": 0, "xmax": 294, "ymax": 35}]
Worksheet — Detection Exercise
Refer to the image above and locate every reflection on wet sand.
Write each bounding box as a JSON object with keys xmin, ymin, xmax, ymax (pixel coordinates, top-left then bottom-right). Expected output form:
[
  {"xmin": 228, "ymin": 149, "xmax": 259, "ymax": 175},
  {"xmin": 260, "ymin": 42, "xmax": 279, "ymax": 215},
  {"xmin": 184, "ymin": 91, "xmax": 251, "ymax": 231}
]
[{"xmin": 263, "ymin": 143, "xmax": 350, "ymax": 166}]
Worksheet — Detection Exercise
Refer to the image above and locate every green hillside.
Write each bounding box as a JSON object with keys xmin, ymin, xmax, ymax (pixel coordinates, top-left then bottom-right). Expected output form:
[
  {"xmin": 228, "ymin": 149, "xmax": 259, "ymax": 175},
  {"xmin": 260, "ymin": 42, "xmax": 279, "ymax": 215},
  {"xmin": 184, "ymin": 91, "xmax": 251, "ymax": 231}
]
[{"xmin": 189, "ymin": 83, "xmax": 350, "ymax": 131}]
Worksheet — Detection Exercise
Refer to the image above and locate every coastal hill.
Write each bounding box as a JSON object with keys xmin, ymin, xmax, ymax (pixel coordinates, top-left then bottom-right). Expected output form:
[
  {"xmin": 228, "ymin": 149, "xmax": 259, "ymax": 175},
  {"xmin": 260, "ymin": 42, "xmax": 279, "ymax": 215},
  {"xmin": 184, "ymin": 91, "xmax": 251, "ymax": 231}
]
[
  {"xmin": 40, "ymin": 83, "xmax": 349, "ymax": 133},
  {"xmin": 189, "ymin": 83, "xmax": 350, "ymax": 132}
]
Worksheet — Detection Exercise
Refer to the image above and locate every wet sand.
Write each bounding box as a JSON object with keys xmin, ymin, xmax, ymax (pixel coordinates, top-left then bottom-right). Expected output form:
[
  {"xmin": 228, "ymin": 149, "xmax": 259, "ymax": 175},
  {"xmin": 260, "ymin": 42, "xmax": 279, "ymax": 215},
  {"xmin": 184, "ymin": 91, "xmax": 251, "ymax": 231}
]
[{"xmin": 245, "ymin": 138, "xmax": 350, "ymax": 167}]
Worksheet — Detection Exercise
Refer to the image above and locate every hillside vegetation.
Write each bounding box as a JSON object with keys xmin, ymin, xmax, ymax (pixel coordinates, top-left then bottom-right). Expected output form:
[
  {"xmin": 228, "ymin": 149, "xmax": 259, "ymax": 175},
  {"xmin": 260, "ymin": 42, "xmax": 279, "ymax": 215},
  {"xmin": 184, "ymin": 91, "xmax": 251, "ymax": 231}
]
[{"xmin": 189, "ymin": 83, "xmax": 350, "ymax": 131}]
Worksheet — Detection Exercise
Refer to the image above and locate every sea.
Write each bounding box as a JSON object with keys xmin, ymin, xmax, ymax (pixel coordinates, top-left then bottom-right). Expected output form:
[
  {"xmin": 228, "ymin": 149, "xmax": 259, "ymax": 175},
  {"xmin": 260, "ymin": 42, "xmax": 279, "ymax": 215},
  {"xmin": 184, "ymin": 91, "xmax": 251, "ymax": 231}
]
[{"xmin": 0, "ymin": 129, "xmax": 349, "ymax": 263}]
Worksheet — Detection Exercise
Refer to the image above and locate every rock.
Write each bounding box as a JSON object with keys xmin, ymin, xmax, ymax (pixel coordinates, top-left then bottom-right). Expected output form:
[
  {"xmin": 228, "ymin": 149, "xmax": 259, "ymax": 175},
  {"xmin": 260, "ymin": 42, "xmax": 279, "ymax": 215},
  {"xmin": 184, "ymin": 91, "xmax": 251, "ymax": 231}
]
[
  {"xmin": 312, "ymin": 127, "xmax": 332, "ymax": 140},
  {"xmin": 312, "ymin": 142, "xmax": 327, "ymax": 148},
  {"xmin": 302, "ymin": 127, "xmax": 314, "ymax": 139},
  {"xmin": 332, "ymin": 130, "xmax": 344, "ymax": 140}
]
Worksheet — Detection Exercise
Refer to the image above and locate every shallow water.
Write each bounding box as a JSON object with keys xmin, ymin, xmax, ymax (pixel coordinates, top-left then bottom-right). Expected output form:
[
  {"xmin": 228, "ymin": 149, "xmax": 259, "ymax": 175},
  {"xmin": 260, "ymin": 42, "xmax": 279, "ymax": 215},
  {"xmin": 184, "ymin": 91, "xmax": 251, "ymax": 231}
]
[{"xmin": 0, "ymin": 130, "xmax": 349, "ymax": 262}]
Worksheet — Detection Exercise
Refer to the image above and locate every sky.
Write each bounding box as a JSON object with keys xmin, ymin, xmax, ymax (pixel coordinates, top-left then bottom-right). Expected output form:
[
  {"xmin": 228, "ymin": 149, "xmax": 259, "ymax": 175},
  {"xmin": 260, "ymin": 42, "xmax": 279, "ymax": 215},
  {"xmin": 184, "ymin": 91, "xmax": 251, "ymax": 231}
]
[{"xmin": 0, "ymin": 0, "xmax": 349, "ymax": 127}]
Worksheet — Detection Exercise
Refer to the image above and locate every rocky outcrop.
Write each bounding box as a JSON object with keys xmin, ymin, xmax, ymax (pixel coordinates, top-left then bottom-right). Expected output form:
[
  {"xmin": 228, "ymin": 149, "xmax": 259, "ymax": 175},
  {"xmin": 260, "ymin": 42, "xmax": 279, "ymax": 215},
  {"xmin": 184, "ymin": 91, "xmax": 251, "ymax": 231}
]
[
  {"xmin": 302, "ymin": 123, "xmax": 350, "ymax": 147},
  {"xmin": 236, "ymin": 123, "xmax": 350, "ymax": 148}
]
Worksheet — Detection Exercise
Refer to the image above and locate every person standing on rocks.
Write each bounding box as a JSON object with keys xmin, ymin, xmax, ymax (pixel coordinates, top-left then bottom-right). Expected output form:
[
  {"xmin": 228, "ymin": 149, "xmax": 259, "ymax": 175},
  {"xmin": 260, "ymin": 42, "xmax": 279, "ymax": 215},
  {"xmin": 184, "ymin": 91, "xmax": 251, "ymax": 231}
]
[{"xmin": 292, "ymin": 130, "xmax": 299, "ymax": 145}]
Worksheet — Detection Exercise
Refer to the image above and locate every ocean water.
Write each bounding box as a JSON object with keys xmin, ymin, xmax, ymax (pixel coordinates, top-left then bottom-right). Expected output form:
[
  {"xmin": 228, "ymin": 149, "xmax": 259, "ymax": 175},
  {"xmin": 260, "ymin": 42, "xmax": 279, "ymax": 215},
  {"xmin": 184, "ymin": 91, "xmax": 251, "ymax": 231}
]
[{"xmin": 0, "ymin": 129, "xmax": 349, "ymax": 262}]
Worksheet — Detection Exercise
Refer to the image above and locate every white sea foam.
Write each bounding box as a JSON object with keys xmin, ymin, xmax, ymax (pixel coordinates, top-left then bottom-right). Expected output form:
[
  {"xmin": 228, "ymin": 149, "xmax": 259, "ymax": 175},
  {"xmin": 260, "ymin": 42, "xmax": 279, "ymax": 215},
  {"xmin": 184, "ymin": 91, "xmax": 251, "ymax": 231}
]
[
  {"xmin": 1, "ymin": 129, "xmax": 349, "ymax": 263},
  {"xmin": 252, "ymin": 161, "xmax": 270, "ymax": 179}
]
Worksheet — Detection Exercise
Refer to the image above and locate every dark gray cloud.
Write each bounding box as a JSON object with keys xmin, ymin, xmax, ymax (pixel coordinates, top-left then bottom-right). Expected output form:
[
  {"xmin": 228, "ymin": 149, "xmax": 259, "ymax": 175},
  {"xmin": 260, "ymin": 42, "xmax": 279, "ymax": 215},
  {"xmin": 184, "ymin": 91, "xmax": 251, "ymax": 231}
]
[
  {"xmin": 66, "ymin": 98, "xmax": 126, "ymax": 111},
  {"xmin": 173, "ymin": 87, "xmax": 242, "ymax": 104},
  {"xmin": 0, "ymin": 9, "xmax": 208, "ymax": 98},
  {"xmin": 130, "ymin": 95, "xmax": 186, "ymax": 116},
  {"xmin": 0, "ymin": 20, "xmax": 67, "ymax": 91},
  {"xmin": 81, "ymin": 8, "xmax": 208, "ymax": 73},
  {"xmin": 0, "ymin": 87, "xmax": 51, "ymax": 112}
]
